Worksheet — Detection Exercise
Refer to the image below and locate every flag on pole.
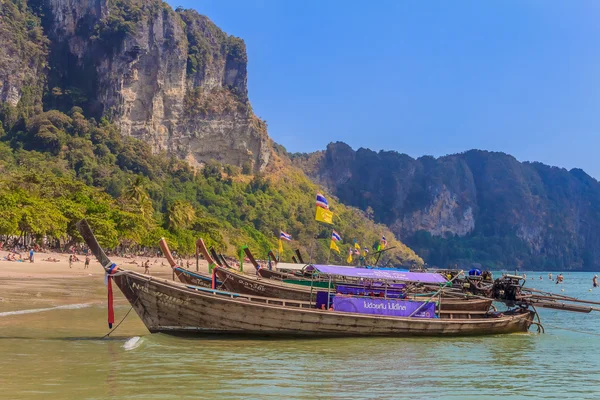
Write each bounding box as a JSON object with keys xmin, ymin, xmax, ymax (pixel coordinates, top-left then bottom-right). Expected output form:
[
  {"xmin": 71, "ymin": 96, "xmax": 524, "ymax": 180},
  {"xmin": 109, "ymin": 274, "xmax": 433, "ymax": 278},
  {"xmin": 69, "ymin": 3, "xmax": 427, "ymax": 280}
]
[
  {"xmin": 316, "ymin": 193, "xmax": 329, "ymax": 209},
  {"xmin": 363, "ymin": 247, "xmax": 370, "ymax": 256},
  {"xmin": 315, "ymin": 206, "xmax": 333, "ymax": 224},
  {"xmin": 381, "ymin": 235, "xmax": 387, "ymax": 249},
  {"xmin": 354, "ymin": 240, "xmax": 360, "ymax": 250},
  {"xmin": 330, "ymin": 240, "xmax": 340, "ymax": 253},
  {"xmin": 280, "ymin": 231, "xmax": 292, "ymax": 241},
  {"xmin": 353, "ymin": 248, "xmax": 361, "ymax": 255},
  {"xmin": 346, "ymin": 247, "xmax": 353, "ymax": 263},
  {"xmin": 278, "ymin": 239, "xmax": 284, "ymax": 254},
  {"xmin": 331, "ymin": 230, "xmax": 342, "ymax": 242}
]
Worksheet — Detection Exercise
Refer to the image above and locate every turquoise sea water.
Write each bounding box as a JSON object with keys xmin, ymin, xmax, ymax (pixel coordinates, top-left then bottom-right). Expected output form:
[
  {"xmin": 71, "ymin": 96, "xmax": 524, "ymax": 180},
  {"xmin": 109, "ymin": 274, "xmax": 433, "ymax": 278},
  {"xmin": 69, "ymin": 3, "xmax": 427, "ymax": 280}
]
[{"xmin": 1, "ymin": 272, "xmax": 599, "ymax": 399}]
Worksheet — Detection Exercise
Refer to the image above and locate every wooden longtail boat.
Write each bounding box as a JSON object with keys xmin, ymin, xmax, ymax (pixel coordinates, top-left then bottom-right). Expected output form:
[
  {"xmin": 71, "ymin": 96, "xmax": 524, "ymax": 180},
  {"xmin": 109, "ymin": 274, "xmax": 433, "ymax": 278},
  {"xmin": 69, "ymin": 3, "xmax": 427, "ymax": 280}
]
[
  {"xmin": 216, "ymin": 267, "xmax": 313, "ymax": 301},
  {"xmin": 110, "ymin": 269, "xmax": 535, "ymax": 336},
  {"xmin": 216, "ymin": 266, "xmax": 493, "ymax": 312},
  {"xmin": 295, "ymin": 249, "xmax": 305, "ymax": 263},
  {"xmin": 77, "ymin": 220, "xmax": 535, "ymax": 337},
  {"xmin": 158, "ymin": 238, "xmax": 221, "ymax": 289},
  {"xmin": 242, "ymin": 246, "xmax": 301, "ymax": 280}
]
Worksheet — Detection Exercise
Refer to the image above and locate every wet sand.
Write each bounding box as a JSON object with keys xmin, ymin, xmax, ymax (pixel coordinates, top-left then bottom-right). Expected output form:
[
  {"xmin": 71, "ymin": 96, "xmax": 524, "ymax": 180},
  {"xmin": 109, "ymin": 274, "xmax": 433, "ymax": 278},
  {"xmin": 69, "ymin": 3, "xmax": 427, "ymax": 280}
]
[{"xmin": 0, "ymin": 250, "xmax": 212, "ymax": 314}]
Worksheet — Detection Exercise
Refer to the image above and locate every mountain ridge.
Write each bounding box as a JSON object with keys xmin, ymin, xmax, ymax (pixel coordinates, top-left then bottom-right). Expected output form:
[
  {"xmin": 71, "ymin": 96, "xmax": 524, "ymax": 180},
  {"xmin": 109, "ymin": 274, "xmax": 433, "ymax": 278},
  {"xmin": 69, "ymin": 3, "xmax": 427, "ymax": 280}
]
[{"xmin": 292, "ymin": 142, "xmax": 600, "ymax": 271}]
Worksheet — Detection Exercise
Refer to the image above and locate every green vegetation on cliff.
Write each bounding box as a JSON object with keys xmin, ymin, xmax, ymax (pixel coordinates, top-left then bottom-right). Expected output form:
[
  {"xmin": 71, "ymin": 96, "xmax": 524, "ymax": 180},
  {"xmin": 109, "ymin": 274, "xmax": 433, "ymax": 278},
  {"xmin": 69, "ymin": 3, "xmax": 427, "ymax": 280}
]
[
  {"xmin": 0, "ymin": 0, "xmax": 48, "ymax": 117},
  {"xmin": 0, "ymin": 105, "xmax": 421, "ymax": 265}
]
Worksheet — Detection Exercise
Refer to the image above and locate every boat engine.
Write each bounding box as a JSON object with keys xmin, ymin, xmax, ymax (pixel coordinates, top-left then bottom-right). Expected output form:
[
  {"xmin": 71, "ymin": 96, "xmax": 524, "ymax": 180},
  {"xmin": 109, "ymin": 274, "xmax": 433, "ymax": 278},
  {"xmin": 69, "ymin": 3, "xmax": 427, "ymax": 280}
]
[{"xmin": 491, "ymin": 275, "xmax": 524, "ymax": 304}]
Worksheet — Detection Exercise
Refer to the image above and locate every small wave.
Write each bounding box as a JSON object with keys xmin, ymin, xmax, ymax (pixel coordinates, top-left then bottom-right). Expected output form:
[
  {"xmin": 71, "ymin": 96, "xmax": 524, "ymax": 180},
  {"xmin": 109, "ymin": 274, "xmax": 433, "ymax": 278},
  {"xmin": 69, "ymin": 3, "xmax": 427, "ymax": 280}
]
[
  {"xmin": 0, "ymin": 303, "xmax": 92, "ymax": 317},
  {"xmin": 123, "ymin": 336, "xmax": 142, "ymax": 350}
]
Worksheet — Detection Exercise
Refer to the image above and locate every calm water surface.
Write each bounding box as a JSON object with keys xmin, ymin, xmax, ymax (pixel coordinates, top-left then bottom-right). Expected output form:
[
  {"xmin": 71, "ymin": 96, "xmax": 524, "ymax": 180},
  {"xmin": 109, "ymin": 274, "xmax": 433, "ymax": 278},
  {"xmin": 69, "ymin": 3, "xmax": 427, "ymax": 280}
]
[{"xmin": 1, "ymin": 272, "xmax": 600, "ymax": 399}]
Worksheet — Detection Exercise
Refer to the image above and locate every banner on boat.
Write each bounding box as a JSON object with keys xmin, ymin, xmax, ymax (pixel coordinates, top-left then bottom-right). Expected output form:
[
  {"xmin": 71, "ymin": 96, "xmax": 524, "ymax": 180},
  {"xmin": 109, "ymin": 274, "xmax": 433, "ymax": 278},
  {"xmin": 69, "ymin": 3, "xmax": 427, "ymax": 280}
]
[{"xmin": 332, "ymin": 297, "xmax": 436, "ymax": 318}]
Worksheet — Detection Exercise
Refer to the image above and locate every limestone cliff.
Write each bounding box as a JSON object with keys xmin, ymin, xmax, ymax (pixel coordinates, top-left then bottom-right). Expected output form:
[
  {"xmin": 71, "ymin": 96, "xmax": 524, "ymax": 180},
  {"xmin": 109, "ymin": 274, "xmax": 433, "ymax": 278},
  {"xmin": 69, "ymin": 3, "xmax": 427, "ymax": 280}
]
[
  {"xmin": 0, "ymin": 0, "xmax": 48, "ymax": 110},
  {"xmin": 295, "ymin": 142, "xmax": 600, "ymax": 270},
  {"xmin": 6, "ymin": 0, "xmax": 269, "ymax": 170}
]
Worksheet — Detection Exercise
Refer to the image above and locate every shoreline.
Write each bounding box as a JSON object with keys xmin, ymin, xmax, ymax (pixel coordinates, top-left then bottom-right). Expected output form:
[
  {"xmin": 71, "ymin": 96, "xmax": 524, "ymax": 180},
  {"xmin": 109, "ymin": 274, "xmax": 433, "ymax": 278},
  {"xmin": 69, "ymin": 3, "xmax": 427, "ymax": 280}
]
[{"xmin": 0, "ymin": 250, "xmax": 211, "ymax": 280}]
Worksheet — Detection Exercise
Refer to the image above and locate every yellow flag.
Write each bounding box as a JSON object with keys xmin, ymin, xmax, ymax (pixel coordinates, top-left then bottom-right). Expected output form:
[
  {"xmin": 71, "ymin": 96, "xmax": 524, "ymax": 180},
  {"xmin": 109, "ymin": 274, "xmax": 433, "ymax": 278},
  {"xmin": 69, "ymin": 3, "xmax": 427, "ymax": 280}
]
[
  {"xmin": 330, "ymin": 240, "xmax": 340, "ymax": 253},
  {"xmin": 346, "ymin": 252, "xmax": 353, "ymax": 263},
  {"xmin": 354, "ymin": 242, "xmax": 360, "ymax": 249},
  {"xmin": 315, "ymin": 207, "xmax": 334, "ymax": 225},
  {"xmin": 278, "ymin": 239, "xmax": 283, "ymax": 254}
]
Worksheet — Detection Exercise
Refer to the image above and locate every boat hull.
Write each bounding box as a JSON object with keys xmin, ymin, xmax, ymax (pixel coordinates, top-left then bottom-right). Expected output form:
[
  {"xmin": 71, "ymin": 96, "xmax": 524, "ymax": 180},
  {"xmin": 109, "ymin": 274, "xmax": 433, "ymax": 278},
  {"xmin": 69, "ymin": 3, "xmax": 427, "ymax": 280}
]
[
  {"xmin": 174, "ymin": 267, "xmax": 215, "ymax": 289},
  {"xmin": 216, "ymin": 267, "xmax": 313, "ymax": 301},
  {"xmin": 115, "ymin": 271, "xmax": 534, "ymax": 337},
  {"xmin": 257, "ymin": 268, "xmax": 299, "ymax": 281}
]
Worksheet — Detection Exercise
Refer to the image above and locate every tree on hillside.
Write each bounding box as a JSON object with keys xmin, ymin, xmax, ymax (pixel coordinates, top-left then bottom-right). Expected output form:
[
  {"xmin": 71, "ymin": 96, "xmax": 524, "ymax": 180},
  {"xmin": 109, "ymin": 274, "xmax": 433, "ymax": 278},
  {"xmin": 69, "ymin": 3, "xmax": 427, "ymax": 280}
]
[
  {"xmin": 167, "ymin": 200, "xmax": 196, "ymax": 231},
  {"xmin": 123, "ymin": 176, "xmax": 154, "ymax": 220}
]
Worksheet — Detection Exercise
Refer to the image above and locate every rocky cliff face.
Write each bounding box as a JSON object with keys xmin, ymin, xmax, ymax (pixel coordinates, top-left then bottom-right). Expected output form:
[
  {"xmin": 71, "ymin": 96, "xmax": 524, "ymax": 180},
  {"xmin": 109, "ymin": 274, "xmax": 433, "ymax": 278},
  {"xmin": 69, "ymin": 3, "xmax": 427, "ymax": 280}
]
[
  {"xmin": 0, "ymin": 0, "xmax": 48, "ymax": 109},
  {"xmin": 2, "ymin": 0, "xmax": 269, "ymax": 170},
  {"xmin": 295, "ymin": 142, "xmax": 600, "ymax": 270}
]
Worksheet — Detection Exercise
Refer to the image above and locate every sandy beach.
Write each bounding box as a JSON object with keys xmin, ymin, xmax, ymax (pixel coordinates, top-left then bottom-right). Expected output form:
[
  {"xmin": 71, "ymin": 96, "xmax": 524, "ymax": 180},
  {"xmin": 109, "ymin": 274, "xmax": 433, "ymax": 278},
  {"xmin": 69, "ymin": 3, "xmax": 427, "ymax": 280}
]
[
  {"xmin": 0, "ymin": 250, "xmax": 212, "ymax": 280},
  {"xmin": 0, "ymin": 251, "xmax": 214, "ymax": 312},
  {"xmin": 0, "ymin": 250, "xmax": 215, "ymax": 313}
]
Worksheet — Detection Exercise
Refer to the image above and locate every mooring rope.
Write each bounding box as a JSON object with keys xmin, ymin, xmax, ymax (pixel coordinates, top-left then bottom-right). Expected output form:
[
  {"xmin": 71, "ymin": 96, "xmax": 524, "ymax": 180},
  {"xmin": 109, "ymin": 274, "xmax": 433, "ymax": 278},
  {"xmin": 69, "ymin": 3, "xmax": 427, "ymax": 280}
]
[
  {"xmin": 101, "ymin": 302, "xmax": 136, "ymax": 339},
  {"xmin": 101, "ymin": 275, "xmax": 149, "ymax": 339}
]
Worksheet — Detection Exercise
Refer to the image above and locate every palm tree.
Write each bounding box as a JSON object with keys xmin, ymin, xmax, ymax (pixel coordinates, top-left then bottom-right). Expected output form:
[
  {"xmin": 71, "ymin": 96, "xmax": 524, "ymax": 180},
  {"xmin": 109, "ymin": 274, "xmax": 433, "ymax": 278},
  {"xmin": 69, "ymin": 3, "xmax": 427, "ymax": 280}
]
[
  {"xmin": 167, "ymin": 200, "xmax": 196, "ymax": 231},
  {"xmin": 124, "ymin": 176, "xmax": 154, "ymax": 220}
]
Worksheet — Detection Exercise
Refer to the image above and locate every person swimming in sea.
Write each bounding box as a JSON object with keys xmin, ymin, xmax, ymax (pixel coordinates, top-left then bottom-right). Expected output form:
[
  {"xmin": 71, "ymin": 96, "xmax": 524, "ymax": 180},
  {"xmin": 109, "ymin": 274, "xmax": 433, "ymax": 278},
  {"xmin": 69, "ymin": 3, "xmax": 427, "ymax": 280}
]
[
  {"xmin": 556, "ymin": 274, "xmax": 564, "ymax": 284},
  {"xmin": 593, "ymin": 275, "xmax": 598, "ymax": 288},
  {"xmin": 548, "ymin": 272, "xmax": 553, "ymax": 280}
]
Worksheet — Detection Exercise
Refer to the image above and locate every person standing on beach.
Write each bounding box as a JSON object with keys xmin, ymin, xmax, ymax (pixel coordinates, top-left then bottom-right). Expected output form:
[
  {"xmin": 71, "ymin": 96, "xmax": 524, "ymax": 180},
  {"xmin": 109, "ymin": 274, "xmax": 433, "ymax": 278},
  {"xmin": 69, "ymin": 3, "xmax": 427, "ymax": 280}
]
[
  {"xmin": 593, "ymin": 275, "xmax": 598, "ymax": 288},
  {"xmin": 29, "ymin": 248, "xmax": 34, "ymax": 263},
  {"xmin": 144, "ymin": 260, "xmax": 151, "ymax": 275},
  {"xmin": 68, "ymin": 254, "xmax": 73, "ymax": 269},
  {"xmin": 84, "ymin": 256, "xmax": 90, "ymax": 269}
]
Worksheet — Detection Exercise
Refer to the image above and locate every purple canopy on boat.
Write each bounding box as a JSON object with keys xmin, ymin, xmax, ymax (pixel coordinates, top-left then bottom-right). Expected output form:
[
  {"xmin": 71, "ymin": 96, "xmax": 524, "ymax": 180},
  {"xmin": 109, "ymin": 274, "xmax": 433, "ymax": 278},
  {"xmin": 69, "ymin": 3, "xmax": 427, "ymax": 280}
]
[{"xmin": 309, "ymin": 265, "xmax": 447, "ymax": 284}]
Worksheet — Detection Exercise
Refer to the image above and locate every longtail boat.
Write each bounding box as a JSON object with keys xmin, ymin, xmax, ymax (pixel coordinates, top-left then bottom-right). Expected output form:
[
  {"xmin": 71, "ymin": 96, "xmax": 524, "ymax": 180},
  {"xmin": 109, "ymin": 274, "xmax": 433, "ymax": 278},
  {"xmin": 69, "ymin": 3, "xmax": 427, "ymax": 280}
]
[
  {"xmin": 215, "ymin": 265, "xmax": 493, "ymax": 313},
  {"xmin": 158, "ymin": 238, "xmax": 221, "ymax": 289},
  {"xmin": 216, "ymin": 267, "xmax": 313, "ymax": 301},
  {"xmin": 77, "ymin": 220, "xmax": 535, "ymax": 337},
  {"xmin": 242, "ymin": 246, "xmax": 301, "ymax": 280}
]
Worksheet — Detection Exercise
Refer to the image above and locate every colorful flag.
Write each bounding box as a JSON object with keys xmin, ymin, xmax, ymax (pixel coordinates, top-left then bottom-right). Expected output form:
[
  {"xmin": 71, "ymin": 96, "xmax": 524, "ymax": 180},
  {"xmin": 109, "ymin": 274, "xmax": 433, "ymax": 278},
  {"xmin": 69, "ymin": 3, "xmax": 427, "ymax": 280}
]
[
  {"xmin": 278, "ymin": 239, "xmax": 284, "ymax": 254},
  {"xmin": 315, "ymin": 206, "xmax": 334, "ymax": 224},
  {"xmin": 363, "ymin": 247, "xmax": 369, "ymax": 256},
  {"xmin": 346, "ymin": 247, "xmax": 353, "ymax": 263},
  {"xmin": 381, "ymin": 235, "xmax": 387, "ymax": 249},
  {"xmin": 280, "ymin": 231, "xmax": 292, "ymax": 241},
  {"xmin": 316, "ymin": 193, "xmax": 329, "ymax": 209},
  {"xmin": 354, "ymin": 240, "xmax": 360, "ymax": 250},
  {"xmin": 330, "ymin": 240, "xmax": 340, "ymax": 253},
  {"xmin": 353, "ymin": 248, "xmax": 361, "ymax": 255},
  {"xmin": 331, "ymin": 230, "xmax": 342, "ymax": 242}
]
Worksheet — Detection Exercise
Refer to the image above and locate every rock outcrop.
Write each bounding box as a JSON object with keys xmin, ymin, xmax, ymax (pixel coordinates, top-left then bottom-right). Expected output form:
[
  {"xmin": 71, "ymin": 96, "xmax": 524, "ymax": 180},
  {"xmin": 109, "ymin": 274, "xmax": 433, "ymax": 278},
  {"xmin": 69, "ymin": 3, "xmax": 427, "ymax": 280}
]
[
  {"xmin": 0, "ymin": 0, "xmax": 49, "ymax": 108},
  {"xmin": 7, "ymin": 0, "xmax": 269, "ymax": 170},
  {"xmin": 295, "ymin": 142, "xmax": 600, "ymax": 270}
]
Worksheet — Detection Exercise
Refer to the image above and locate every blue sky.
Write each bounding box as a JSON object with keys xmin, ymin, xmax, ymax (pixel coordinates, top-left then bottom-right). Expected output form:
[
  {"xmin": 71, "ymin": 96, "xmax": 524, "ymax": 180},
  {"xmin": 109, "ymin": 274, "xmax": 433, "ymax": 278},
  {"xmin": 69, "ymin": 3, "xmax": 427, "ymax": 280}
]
[{"xmin": 172, "ymin": 0, "xmax": 600, "ymax": 178}]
